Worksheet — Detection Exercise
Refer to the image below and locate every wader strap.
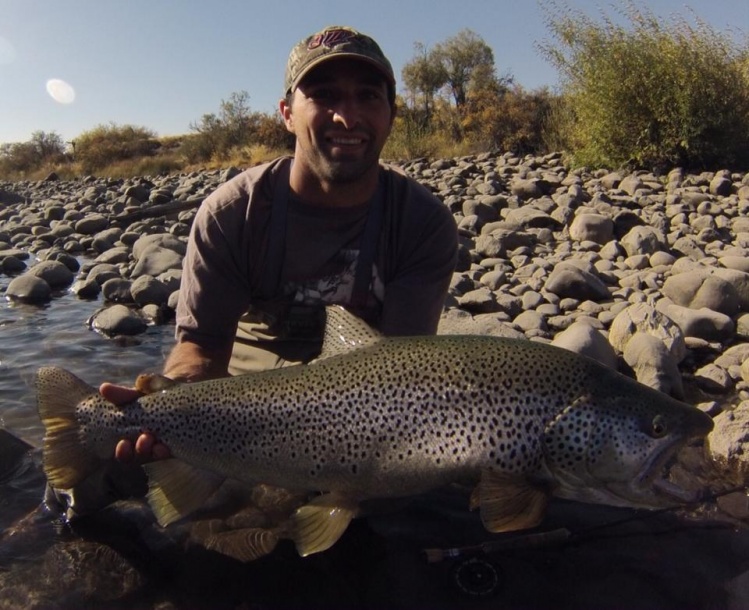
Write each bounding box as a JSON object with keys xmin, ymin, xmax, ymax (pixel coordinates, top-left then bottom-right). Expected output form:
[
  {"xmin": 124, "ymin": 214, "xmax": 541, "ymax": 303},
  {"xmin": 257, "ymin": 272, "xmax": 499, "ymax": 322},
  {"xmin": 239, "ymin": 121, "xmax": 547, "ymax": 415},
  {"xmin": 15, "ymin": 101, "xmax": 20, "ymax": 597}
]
[
  {"xmin": 258, "ymin": 160, "xmax": 290, "ymax": 299},
  {"xmin": 350, "ymin": 176, "xmax": 385, "ymax": 311}
]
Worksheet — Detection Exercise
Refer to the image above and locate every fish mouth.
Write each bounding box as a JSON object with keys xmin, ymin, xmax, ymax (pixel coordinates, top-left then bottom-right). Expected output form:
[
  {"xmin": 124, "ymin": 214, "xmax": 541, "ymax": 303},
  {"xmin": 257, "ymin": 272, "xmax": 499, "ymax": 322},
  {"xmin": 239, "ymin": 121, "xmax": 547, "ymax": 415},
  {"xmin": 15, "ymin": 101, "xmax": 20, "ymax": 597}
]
[{"xmin": 607, "ymin": 434, "xmax": 703, "ymax": 508}]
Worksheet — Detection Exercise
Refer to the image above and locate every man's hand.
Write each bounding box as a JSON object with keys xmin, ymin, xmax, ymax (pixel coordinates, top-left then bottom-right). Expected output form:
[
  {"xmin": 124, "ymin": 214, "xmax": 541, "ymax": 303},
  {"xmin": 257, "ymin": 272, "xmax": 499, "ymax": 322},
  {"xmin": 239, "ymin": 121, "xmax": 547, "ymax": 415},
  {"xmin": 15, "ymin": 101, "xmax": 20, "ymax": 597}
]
[{"xmin": 99, "ymin": 382, "xmax": 172, "ymax": 463}]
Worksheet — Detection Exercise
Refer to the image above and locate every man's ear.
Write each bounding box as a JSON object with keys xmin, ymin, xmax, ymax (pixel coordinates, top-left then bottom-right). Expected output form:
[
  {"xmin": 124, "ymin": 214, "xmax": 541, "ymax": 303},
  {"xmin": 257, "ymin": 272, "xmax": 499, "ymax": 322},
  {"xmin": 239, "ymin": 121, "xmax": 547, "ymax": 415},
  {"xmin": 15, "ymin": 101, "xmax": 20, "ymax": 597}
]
[{"xmin": 279, "ymin": 97, "xmax": 294, "ymax": 132}]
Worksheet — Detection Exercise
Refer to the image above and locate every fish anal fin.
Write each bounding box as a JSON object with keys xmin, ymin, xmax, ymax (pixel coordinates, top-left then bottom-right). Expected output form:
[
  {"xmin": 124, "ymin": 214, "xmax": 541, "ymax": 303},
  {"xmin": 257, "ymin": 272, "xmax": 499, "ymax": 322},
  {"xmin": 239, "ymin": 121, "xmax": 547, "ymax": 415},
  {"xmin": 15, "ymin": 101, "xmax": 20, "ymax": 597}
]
[
  {"xmin": 144, "ymin": 459, "xmax": 224, "ymax": 526},
  {"xmin": 316, "ymin": 306, "xmax": 383, "ymax": 361},
  {"xmin": 203, "ymin": 527, "xmax": 280, "ymax": 562},
  {"xmin": 291, "ymin": 493, "xmax": 358, "ymax": 557},
  {"xmin": 476, "ymin": 470, "xmax": 550, "ymax": 533}
]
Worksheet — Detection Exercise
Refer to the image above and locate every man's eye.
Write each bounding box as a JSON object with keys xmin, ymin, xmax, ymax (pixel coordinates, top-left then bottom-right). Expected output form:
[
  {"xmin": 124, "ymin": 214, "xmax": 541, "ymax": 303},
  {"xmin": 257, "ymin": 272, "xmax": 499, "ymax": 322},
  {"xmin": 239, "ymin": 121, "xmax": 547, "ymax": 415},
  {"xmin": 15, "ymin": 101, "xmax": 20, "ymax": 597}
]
[
  {"xmin": 309, "ymin": 88, "xmax": 334, "ymax": 100},
  {"xmin": 360, "ymin": 90, "xmax": 382, "ymax": 101}
]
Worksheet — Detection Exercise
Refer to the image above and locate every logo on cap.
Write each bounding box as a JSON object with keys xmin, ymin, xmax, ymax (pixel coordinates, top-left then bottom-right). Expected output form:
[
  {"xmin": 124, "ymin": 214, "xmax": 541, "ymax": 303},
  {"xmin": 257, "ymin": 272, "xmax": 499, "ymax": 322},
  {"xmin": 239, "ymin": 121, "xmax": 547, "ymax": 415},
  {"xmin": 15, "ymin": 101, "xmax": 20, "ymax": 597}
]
[{"xmin": 308, "ymin": 28, "xmax": 358, "ymax": 50}]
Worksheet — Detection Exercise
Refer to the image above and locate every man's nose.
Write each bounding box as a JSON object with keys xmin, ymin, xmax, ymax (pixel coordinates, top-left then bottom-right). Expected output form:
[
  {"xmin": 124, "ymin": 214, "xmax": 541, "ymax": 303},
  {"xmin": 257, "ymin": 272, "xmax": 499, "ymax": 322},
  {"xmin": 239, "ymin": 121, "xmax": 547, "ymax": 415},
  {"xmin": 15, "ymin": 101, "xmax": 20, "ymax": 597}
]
[{"xmin": 331, "ymin": 97, "xmax": 361, "ymax": 129}]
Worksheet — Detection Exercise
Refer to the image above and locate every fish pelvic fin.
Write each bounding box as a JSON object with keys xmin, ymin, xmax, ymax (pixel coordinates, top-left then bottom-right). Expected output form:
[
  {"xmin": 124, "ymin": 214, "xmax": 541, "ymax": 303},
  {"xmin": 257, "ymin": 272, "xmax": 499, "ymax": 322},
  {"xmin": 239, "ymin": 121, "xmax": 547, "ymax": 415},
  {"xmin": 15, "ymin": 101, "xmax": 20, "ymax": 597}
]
[
  {"xmin": 36, "ymin": 366, "xmax": 101, "ymax": 489},
  {"xmin": 291, "ymin": 493, "xmax": 358, "ymax": 557},
  {"xmin": 316, "ymin": 305, "xmax": 383, "ymax": 361},
  {"xmin": 474, "ymin": 470, "xmax": 551, "ymax": 533},
  {"xmin": 203, "ymin": 527, "xmax": 280, "ymax": 562},
  {"xmin": 144, "ymin": 459, "xmax": 225, "ymax": 526}
]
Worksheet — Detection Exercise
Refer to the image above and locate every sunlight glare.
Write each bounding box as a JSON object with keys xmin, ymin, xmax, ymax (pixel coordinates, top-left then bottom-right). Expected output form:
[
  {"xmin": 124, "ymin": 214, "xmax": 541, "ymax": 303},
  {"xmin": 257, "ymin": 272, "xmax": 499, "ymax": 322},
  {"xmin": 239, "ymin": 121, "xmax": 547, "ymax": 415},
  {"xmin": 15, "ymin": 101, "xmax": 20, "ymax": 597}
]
[{"xmin": 46, "ymin": 78, "xmax": 76, "ymax": 104}]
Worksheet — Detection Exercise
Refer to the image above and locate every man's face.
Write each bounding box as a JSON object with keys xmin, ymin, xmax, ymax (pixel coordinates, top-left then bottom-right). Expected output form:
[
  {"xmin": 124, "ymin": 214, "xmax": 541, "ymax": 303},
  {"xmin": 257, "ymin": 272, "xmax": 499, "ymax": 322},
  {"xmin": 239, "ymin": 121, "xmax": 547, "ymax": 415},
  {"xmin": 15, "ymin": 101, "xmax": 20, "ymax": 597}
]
[{"xmin": 281, "ymin": 58, "xmax": 395, "ymax": 186}]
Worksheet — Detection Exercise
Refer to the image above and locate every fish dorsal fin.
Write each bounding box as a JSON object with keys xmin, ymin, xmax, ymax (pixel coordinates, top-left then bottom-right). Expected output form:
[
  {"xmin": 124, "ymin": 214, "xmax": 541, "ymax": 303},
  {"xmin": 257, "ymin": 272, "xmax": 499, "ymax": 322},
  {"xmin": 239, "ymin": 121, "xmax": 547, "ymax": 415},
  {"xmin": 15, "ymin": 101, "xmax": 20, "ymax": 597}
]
[
  {"xmin": 317, "ymin": 305, "xmax": 383, "ymax": 361},
  {"xmin": 291, "ymin": 492, "xmax": 358, "ymax": 557},
  {"xmin": 144, "ymin": 459, "xmax": 225, "ymax": 526},
  {"xmin": 474, "ymin": 470, "xmax": 550, "ymax": 533},
  {"xmin": 202, "ymin": 527, "xmax": 280, "ymax": 562}
]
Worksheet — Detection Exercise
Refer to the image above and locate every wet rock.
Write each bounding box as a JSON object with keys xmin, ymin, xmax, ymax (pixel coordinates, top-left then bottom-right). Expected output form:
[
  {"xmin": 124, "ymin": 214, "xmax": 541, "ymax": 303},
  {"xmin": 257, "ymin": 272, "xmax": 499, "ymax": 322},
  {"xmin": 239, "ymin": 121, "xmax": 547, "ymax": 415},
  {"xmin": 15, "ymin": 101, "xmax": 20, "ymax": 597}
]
[
  {"xmin": 130, "ymin": 275, "xmax": 171, "ymax": 307},
  {"xmin": 102, "ymin": 278, "xmax": 134, "ymax": 303},
  {"xmin": 6, "ymin": 274, "xmax": 52, "ymax": 302},
  {"xmin": 71, "ymin": 277, "xmax": 101, "ymax": 299},
  {"xmin": 85, "ymin": 263, "xmax": 122, "ymax": 286},
  {"xmin": 89, "ymin": 304, "xmax": 148, "ymax": 336},
  {"xmin": 1, "ymin": 255, "xmax": 26, "ymax": 274},
  {"xmin": 26, "ymin": 259, "xmax": 74, "ymax": 289}
]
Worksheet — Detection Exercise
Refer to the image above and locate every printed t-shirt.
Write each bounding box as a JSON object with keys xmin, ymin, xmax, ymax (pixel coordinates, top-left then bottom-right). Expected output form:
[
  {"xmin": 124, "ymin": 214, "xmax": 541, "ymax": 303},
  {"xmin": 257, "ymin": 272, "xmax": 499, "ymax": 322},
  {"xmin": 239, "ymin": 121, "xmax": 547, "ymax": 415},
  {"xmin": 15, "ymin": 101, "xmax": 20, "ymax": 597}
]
[{"xmin": 175, "ymin": 156, "xmax": 458, "ymax": 374}]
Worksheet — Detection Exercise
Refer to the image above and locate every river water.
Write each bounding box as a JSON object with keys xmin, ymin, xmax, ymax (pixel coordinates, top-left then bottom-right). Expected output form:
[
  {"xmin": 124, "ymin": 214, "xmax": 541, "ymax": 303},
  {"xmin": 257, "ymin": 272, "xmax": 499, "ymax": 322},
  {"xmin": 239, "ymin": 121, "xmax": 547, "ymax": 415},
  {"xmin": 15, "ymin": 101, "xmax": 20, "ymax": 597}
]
[{"xmin": 0, "ymin": 272, "xmax": 175, "ymax": 447}]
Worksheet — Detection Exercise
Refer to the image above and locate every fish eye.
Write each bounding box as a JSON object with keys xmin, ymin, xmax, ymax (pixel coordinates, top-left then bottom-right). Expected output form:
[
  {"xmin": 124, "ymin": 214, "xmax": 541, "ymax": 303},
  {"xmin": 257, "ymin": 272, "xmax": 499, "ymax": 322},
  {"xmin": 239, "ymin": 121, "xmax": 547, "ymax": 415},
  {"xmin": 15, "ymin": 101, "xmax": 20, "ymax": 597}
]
[{"xmin": 649, "ymin": 415, "xmax": 668, "ymax": 438}]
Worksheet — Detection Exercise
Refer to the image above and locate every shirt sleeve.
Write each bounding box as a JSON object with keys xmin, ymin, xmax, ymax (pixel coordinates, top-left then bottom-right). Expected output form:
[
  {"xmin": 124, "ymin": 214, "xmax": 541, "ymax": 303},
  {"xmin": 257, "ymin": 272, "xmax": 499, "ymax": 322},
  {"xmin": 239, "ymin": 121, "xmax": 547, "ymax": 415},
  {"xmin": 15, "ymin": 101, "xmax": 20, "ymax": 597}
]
[
  {"xmin": 175, "ymin": 185, "xmax": 254, "ymax": 349},
  {"xmin": 379, "ymin": 182, "xmax": 458, "ymax": 336}
]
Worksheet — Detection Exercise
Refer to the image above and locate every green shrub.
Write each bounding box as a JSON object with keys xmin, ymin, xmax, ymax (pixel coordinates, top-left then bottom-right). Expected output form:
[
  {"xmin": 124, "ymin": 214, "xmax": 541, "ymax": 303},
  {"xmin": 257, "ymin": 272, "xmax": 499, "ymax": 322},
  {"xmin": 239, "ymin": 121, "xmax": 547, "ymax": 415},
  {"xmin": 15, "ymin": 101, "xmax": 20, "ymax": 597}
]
[
  {"xmin": 462, "ymin": 84, "xmax": 555, "ymax": 154},
  {"xmin": 539, "ymin": 1, "xmax": 749, "ymax": 169},
  {"xmin": 74, "ymin": 123, "xmax": 160, "ymax": 173}
]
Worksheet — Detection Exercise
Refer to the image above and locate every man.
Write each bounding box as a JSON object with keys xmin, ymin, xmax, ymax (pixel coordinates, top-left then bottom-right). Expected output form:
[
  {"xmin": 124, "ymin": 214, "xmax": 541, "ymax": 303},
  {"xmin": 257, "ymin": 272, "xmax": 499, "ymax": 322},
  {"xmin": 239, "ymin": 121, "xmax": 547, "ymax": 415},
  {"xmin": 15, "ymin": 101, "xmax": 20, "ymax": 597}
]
[{"xmin": 107, "ymin": 26, "xmax": 458, "ymax": 461}]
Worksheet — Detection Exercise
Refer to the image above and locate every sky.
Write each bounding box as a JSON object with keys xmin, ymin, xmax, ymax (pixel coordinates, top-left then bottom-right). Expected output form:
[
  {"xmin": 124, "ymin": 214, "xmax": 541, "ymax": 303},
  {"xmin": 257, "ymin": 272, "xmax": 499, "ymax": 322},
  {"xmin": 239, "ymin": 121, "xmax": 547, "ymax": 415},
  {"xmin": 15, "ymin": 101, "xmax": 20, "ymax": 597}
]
[{"xmin": 1, "ymin": 0, "xmax": 747, "ymax": 146}]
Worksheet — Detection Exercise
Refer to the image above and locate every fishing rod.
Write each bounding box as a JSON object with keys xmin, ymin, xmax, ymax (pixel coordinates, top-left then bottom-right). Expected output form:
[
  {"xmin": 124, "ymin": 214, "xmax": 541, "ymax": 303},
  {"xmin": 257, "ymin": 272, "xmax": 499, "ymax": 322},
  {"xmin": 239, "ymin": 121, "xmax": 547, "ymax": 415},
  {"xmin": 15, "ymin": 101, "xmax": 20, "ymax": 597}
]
[{"xmin": 422, "ymin": 485, "xmax": 748, "ymax": 597}]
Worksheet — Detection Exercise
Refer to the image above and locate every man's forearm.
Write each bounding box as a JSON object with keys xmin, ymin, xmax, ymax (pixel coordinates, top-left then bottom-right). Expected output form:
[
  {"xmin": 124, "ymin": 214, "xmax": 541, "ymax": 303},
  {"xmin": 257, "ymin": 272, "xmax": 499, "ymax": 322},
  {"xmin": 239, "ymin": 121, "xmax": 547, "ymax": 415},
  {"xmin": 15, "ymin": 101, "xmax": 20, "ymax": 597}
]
[{"xmin": 163, "ymin": 340, "xmax": 232, "ymax": 382}]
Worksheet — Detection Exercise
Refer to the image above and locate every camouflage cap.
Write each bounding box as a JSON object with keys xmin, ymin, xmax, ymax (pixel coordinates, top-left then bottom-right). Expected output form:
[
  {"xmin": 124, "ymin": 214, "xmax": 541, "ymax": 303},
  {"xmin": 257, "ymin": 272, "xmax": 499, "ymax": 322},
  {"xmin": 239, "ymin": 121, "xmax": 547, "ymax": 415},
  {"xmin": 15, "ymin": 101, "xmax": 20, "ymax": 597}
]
[{"xmin": 284, "ymin": 26, "xmax": 395, "ymax": 96}]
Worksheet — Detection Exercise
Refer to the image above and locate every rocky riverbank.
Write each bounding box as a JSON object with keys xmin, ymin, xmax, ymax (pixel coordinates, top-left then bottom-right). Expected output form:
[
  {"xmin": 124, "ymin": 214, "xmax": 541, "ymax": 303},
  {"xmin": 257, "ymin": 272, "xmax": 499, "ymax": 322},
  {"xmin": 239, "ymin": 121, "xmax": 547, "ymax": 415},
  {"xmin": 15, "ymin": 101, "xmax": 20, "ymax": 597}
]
[
  {"xmin": 2, "ymin": 151, "xmax": 749, "ymax": 608},
  {"xmin": 1, "ymin": 152, "xmax": 749, "ymax": 503}
]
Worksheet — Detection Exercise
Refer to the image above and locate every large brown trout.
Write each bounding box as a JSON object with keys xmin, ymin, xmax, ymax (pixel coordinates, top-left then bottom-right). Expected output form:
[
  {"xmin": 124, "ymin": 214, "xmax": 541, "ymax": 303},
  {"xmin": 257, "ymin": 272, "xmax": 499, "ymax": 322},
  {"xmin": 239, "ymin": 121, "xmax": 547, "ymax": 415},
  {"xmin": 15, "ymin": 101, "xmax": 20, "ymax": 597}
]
[{"xmin": 37, "ymin": 306, "xmax": 712, "ymax": 557}]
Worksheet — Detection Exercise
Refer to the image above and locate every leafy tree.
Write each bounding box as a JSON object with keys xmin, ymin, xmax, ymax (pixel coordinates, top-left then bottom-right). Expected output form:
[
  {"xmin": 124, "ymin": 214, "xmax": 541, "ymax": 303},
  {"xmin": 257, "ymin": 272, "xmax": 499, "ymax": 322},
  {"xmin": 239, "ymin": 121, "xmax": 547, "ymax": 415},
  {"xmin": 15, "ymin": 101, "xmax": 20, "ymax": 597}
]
[
  {"xmin": 0, "ymin": 130, "xmax": 67, "ymax": 177},
  {"xmin": 401, "ymin": 42, "xmax": 447, "ymax": 125},
  {"xmin": 189, "ymin": 90, "xmax": 260, "ymax": 161},
  {"xmin": 433, "ymin": 29, "xmax": 496, "ymax": 111},
  {"xmin": 29, "ymin": 130, "xmax": 67, "ymax": 160}
]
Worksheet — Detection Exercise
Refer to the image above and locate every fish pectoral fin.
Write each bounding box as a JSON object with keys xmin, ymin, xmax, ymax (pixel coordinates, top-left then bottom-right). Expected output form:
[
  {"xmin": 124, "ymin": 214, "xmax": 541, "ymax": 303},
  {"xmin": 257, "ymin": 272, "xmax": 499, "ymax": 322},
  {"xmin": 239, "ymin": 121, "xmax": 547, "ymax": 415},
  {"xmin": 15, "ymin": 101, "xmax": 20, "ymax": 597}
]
[
  {"xmin": 202, "ymin": 527, "xmax": 280, "ymax": 562},
  {"xmin": 144, "ymin": 459, "xmax": 225, "ymax": 527},
  {"xmin": 291, "ymin": 493, "xmax": 358, "ymax": 557},
  {"xmin": 476, "ymin": 470, "xmax": 550, "ymax": 533}
]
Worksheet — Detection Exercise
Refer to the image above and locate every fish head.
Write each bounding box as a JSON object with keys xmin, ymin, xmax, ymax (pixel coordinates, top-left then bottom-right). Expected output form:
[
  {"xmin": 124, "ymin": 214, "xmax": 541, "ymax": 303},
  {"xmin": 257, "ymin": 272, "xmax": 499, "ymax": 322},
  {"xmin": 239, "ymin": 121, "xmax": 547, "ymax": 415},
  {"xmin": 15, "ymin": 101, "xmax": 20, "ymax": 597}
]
[{"xmin": 542, "ymin": 381, "xmax": 713, "ymax": 509}]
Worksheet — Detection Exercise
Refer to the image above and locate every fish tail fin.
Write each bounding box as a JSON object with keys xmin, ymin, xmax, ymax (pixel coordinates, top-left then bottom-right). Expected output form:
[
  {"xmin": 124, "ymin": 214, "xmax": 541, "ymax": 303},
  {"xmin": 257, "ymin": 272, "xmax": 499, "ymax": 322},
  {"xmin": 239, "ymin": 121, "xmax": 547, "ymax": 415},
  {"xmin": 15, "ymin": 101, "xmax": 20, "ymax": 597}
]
[{"xmin": 36, "ymin": 366, "xmax": 101, "ymax": 489}]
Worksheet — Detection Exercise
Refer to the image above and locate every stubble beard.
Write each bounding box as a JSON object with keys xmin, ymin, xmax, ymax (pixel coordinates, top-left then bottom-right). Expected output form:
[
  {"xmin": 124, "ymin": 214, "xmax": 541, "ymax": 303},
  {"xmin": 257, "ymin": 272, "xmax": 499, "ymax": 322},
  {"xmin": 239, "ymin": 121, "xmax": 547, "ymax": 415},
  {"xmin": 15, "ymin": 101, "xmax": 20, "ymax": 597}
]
[{"xmin": 307, "ymin": 138, "xmax": 382, "ymax": 185}]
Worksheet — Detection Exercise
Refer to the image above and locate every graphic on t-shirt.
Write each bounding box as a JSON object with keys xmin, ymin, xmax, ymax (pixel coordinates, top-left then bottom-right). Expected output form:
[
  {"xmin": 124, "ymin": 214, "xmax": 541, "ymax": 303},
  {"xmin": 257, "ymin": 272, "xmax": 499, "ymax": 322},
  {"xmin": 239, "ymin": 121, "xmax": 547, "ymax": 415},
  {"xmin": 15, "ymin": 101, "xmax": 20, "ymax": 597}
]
[{"xmin": 284, "ymin": 249, "xmax": 384, "ymax": 308}]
